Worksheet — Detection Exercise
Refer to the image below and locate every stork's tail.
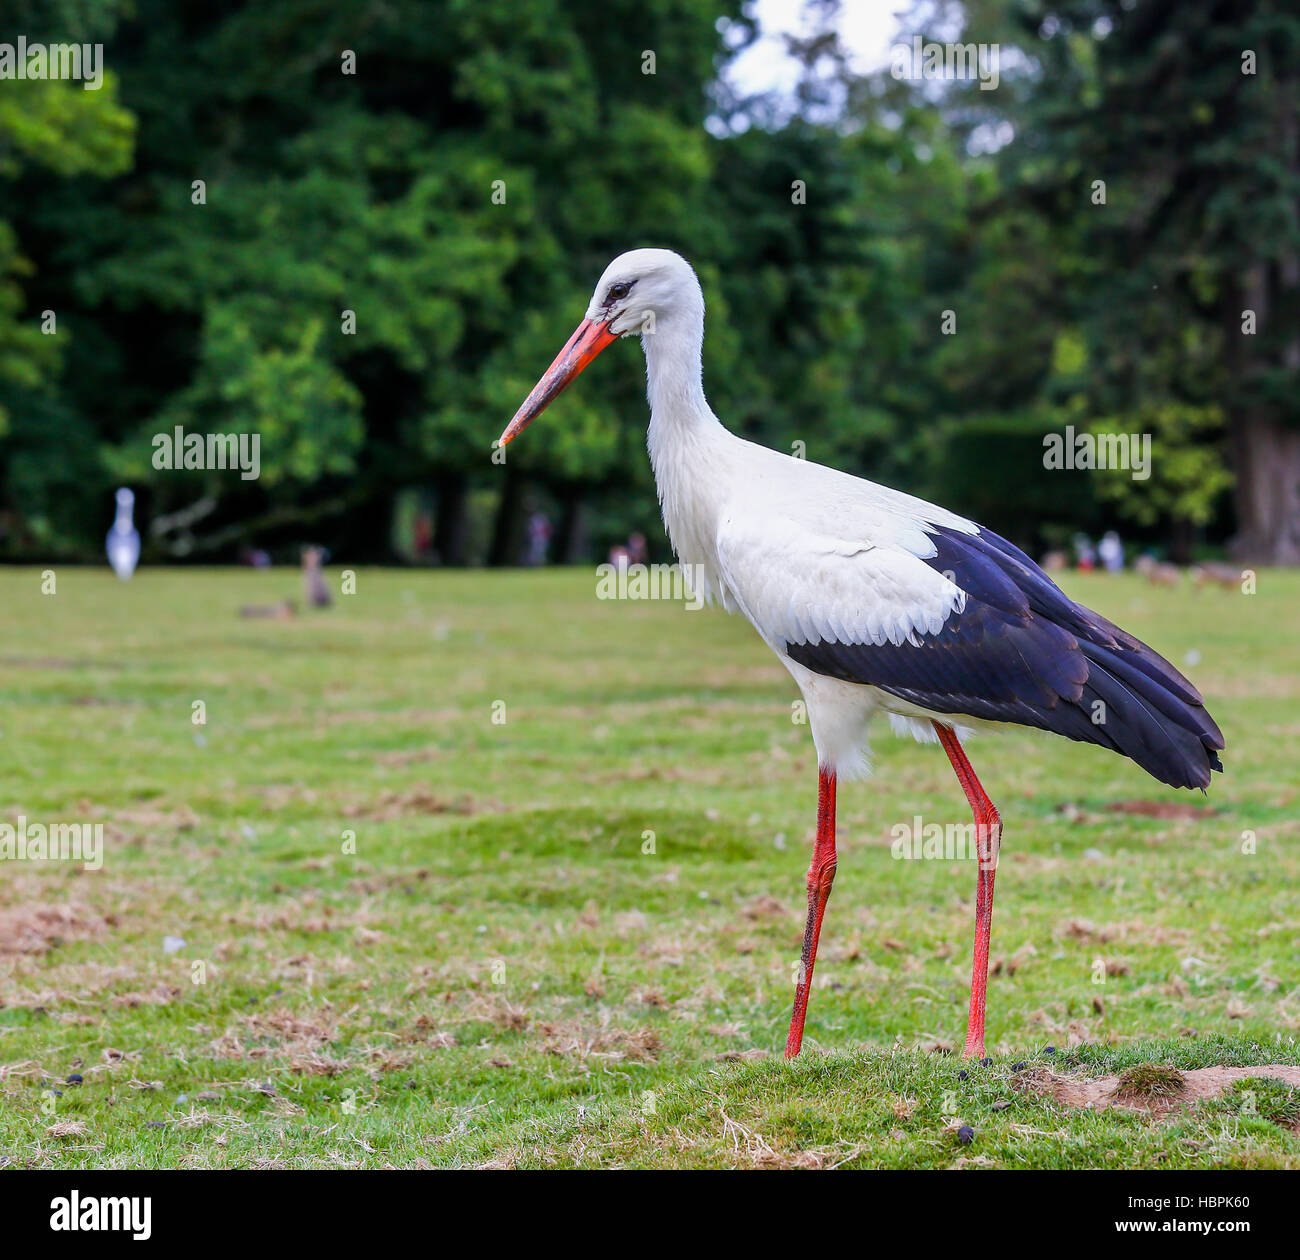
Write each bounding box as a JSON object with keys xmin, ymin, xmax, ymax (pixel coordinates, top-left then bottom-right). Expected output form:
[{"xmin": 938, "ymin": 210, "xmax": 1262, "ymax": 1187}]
[
  {"xmin": 1070, "ymin": 632, "xmax": 1224, "ymax": 790},
  {"xmin": 961, "ymin": 526, "xmax": 1226, "ymax": 791}
]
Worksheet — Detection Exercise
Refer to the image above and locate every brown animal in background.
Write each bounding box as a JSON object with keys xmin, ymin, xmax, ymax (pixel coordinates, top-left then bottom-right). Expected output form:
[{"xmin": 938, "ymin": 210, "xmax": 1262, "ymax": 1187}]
[
  {"xmin": 1191, "ymin": 562, "xmax": 1242, "ymax": 591},
  {"xmin": 1135, "ymin": 555, "xmax": 1182, "ymax": 587},
  {"xmin": 303, "ymin": 547, "xmax": 333, "ymax": 608}
]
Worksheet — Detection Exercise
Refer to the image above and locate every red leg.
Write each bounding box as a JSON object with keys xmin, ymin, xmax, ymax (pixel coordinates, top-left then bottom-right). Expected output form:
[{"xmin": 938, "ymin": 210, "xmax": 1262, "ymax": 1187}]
[
  {"xmin": 785, "ymin": 767, "xmax": 837, "ymax": 1059},
  {"xmin": 933, "ymin": 722, "xmax": 1003, "ymax": 1059}
]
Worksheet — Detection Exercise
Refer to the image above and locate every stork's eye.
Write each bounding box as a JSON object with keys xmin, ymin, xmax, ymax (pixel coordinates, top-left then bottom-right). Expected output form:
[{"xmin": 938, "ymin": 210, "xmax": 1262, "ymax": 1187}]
[{"xmin": 607, "ymin": 280, "xmax": 634, "ymax": 302}]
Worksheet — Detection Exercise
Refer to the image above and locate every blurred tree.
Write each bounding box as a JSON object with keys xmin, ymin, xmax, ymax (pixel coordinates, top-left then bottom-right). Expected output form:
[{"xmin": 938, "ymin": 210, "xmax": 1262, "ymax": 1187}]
[
  {"xmin": 3, "ymin": 0, "xmax": 748, "ymax": 560},
  {"xmin": 0, "ymin": 0, "xmax": 133, "ymax": 550},
  {"xmin": 1087, "ymin": 402, "xmax": 1234, "ymax": 559},
  {"xmin": 0, "ymin": 0, "xmax": 1283, "ymax": 564},
  {"xmin": 966, "ymin": 0, "xmax": 1298, "ymax": 562}
]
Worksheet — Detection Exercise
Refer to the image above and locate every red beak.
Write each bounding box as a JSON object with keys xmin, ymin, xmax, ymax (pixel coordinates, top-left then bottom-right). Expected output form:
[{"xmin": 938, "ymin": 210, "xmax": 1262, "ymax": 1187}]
[{"xmin": 497, "ymin": 317, "xmax": 619, "ymax": 447}]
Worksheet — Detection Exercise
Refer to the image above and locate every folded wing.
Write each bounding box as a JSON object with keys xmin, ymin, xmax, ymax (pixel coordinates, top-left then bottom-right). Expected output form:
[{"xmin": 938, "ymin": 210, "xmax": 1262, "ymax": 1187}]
[{"xmin": 715, "ymin": 511, "xmax": 1224, "ymax": 790}]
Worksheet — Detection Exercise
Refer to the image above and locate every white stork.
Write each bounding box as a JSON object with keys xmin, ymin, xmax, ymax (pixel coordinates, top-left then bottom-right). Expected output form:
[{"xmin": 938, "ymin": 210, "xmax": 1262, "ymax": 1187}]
[{"xmin": 497, "ymin": 249, "xmax": 1224, "ymax": 1060}]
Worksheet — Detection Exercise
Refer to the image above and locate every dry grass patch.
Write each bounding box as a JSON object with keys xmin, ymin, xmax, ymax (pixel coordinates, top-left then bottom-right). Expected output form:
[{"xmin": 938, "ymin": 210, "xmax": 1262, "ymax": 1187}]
[
  {"xmin": 113, "ymin": 803, "xmax": 200, "ymax": 831},
  {"xmin": 342, "ymin": 790, "xmax": 479, "ymax": 820},
  {"xmin": 211, "ymin": 1004, "xmax": 348, "ymax": 1069},
  {"xmin": 461, "ymin": 992, "xmax": 531, "ymax": 1031},
  {"xmin": 536, "ymin": 1020, "xmax": 662, "ymax": 1063},
  {"xmin": 742, "ymin": 895, "xmax": 788, "ymax": 920},
  {"xmin": 0, "ymin": 903, "xmax": 109, "ymax": 957},
  {"xmin": 112, "ymin": 983, "xmax": 183, "ymax": 1008}
]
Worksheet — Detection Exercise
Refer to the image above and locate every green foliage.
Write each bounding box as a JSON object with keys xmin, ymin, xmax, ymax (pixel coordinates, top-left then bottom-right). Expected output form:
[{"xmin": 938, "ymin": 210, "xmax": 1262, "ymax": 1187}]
[
  {"xmin": 1, "ymin": 0, "xmax": 752, "ymax": 555},
  {"xmin": 1089, "ymin": 403, "xmax": 1234, "ymax": 528},
  {"xmin": 154, "ymin": 313, "xmax": 365, "ymax": 488},
  {"xmin": 0, "ymin": 44, "xmax": 133, "ymax": 456},
  {"xmin": 962, "ymin": 0, "xmax": 1299, "ymax": 555},
  {"xmin": 0, "ymin": 75, "xmax": 133, "ymax": 177},
  {"xmin": 0, "ymin": 0, "xmax": 1275, "ymax": 558}
]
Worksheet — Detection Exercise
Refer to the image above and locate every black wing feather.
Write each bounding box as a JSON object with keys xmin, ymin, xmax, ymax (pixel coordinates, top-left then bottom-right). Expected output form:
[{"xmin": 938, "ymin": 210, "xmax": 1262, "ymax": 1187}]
[{"xmin": 784, "ymin": 525, "xmax": 1225, "ymax": 790}]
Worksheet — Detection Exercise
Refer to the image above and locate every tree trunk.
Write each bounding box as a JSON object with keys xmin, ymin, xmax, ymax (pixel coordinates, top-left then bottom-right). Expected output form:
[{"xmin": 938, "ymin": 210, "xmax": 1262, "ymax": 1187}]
[
  {"xmin": 1229, "ymin": 415, "xmax": 1300, "ymax": 564},
  {"xmin": 488, "ymin": 470, "xmax": 525, "ymax": 567},
  {"xmin": 1224, "ymin": 69, "xmax": 1300, "ymax": 566},
  {"xmin": 1168, "ymin": 515, "xmax": 1194, "ymax": 567},
  {"xmin": 433, "ymin": 475, "xmax": 469, "ymax": 566},
  {"xmin": 1227, "ymin": 211, "xmax": 1300, "ymax": 564},
  {"xmin": 555, "ymin": 494, "xmax": 588, "ymax": 564}
]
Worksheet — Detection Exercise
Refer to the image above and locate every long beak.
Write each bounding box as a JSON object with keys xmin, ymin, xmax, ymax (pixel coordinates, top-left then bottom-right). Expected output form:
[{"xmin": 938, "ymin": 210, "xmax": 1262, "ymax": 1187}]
[{"xmin": 498, "ymin": 317, "xmax": 619, "ymax": 447}]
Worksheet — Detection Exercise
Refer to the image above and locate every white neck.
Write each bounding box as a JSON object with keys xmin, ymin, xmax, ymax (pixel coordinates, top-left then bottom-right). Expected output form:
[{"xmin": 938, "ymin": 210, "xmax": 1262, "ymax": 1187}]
[
  {"xmin": 641, "ymin": 315, "xmax": 736, "ymax": 593},
  {"xmin": 114, "ymin": 505, "xmax": 133, "ymax": 530},
  {"xmin": 644, "ymin": 309, "xmax": 708, "ymax": 419},
  {"xmin": 643, "ymin": 313, "xmax": 731, "ymax": 461}
]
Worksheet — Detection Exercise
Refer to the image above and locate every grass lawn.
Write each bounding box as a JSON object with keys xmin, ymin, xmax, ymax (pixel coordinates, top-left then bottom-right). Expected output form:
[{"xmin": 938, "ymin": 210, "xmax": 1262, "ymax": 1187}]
[{"xmin": 1, "ymin": 564, "xmax": 1298, "ymax": 1169}]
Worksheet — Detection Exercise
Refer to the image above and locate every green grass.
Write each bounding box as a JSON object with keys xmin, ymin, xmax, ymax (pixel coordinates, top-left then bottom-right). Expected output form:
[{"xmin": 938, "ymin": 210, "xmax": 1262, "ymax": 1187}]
[{"xmin": 0, "ymin": 565, "xmax": 1297, "ymax": 1168}]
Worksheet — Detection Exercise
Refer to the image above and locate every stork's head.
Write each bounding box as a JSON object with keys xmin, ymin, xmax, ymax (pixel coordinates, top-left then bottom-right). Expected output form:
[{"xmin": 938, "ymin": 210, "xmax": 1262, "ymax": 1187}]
[{"xmin": 498, "ymin": 248, "xmax": 702, "ymax": 447}]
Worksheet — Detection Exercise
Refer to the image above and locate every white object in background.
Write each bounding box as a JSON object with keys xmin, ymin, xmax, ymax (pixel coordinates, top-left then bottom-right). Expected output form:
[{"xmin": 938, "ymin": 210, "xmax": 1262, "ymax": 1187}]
[{"xmin": 106, "ymin": 487, "xmax": 140, "ymax": 580}]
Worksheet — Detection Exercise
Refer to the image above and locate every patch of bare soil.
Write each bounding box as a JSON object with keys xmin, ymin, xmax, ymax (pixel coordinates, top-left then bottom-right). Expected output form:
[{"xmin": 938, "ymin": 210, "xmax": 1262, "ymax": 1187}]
[{"xmin": 1016, "ymin": 1063, "xmax": 1300, "ymax": 1117}]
